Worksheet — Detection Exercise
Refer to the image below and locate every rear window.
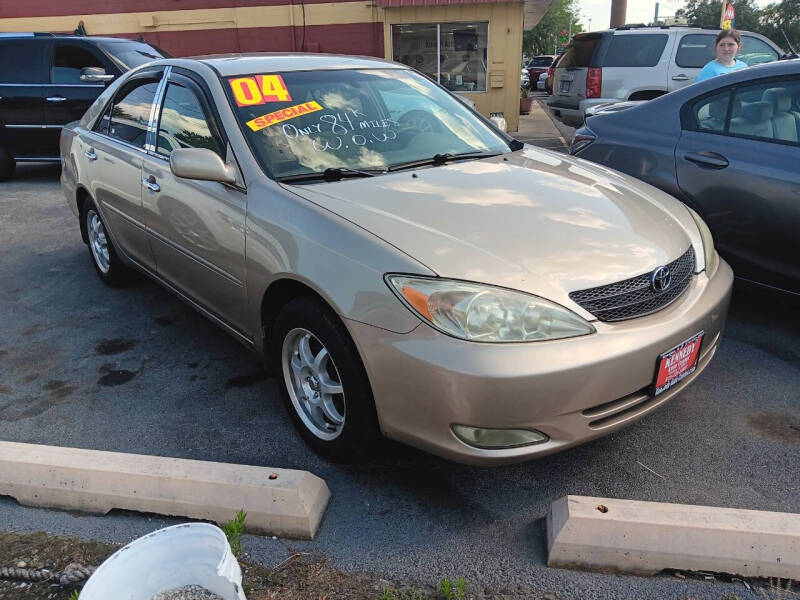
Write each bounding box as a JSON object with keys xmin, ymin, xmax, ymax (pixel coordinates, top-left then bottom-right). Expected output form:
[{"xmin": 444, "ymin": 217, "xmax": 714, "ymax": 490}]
[
  {"xmin": 0, "ymin": 40, "xmax": 48, "ymax": 83},
  {"xmin": 675, "ymin": 34, "xmax": 715, "ymax": 68},
  {"xmin": 557, "ymin": 34, "xmax": 604, "ymax": 68},
  {"xmin": 604, "ymin": 34, "xmax": 668, "ymax": 67},
  {"xmin": 99, "ymin": 41, "xmax": 166, "ymax": 70},
  {"xmin": 529, "ymin": 57, "xmax": 553, "ymax": 67}
]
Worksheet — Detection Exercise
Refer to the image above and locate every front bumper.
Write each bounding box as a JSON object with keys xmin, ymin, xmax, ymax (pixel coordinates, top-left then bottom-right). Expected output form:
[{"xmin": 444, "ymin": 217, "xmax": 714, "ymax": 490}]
[{"xmin": 347, "ymin": 259, "xmax": 733, "ymax": 465}]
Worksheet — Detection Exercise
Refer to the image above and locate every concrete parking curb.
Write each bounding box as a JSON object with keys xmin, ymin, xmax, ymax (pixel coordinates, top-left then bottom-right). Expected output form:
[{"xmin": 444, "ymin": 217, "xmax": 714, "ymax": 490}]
[
  {"xmin": 0, "ymin": 441, "xmax": 330, "ymax": 539},
  {"xmin": 547, "ymin": 495, "xmax": 800, "ymax": 579}
]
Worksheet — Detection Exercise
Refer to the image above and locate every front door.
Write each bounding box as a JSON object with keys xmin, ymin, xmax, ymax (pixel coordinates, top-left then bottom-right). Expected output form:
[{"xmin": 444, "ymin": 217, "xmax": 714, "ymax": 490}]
[
  {"xmin": 675, "ymin": 76, "xmax": 800, "ymax": 293},
  {"xmin": 141, "ymin": 73, "xmax": 248, "ymax": 333},
  {"xmin": 44, "ymin": 41, "xmax": 117, "ymax": 154}
]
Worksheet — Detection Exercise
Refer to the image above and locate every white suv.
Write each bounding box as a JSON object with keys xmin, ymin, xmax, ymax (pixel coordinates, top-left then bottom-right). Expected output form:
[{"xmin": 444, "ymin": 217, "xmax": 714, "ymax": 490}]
[{"xmin": 547, "ymin": 26, "xmax": 785, "ymax": 126}]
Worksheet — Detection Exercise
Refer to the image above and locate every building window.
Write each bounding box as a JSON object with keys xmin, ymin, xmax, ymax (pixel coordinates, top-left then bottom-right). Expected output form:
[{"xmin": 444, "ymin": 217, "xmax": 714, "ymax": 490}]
[{"xmin": 391, "ymin": 22, "xmax": 488, "ymax": 92}]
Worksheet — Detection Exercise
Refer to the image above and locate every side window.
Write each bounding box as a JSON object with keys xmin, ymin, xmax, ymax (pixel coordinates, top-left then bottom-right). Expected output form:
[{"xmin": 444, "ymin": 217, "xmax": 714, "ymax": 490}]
[
  {"xmin": 51, "ymin": 44, "xmax": 106, "ymax": 84},
  {"xmin": 108, "ymin": 81, "xmax": 160, "ymax": 148},
  {"xmin": 690, "ymin": 79, "xmax": 800, "ymax": 145},
  {"xmin": 675, "ymin": 34, "xmax": 715, "ymax": 68},
  {"xmin": 603, "ymin": 34, "xmax": 669, "ymax": 68},
  {"xmin": 156, "ymin": 82, "xmax": 222, "ymax": 157},
  {"xmin": 0, "ymin": 40, "xmax": 48, "ymax": 84},
  {"xmin": 94, "ymin": 102, "xmax": 113, "ymax": 135},
  {"xmin": 739, "ymin": 36, "xmax": 780, "ymax": 66},
  {"xmin": 692, "ymin": 90, "xmax": 730, "ymax": 133}
]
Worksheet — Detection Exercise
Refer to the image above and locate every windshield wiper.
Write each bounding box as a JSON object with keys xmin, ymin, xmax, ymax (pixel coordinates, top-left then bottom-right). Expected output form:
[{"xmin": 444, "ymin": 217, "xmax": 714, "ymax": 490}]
[
  {"xmin": 276, "ymin": 167, "xmax": 387, "ymax": 184},
  {"xmin": 387, "ymin": 151, "xmax": 502, "ymax": 172}
]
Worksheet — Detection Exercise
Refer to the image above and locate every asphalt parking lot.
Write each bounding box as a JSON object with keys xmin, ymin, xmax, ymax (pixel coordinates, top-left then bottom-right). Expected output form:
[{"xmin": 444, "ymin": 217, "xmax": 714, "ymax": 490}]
[{"xmin": 1, "ymin": 163, "xmax": 798, "ymax": 599}]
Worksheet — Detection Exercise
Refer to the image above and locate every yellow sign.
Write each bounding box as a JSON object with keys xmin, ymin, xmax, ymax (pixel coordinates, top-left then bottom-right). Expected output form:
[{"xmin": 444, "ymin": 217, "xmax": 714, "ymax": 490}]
[
  {"xmin": 229, "ymin": 74, "xmax": 292, "ymax": 107},
  {"xmin": 246, "ymin": 101, "xmax": 324, "ymax": 131}
]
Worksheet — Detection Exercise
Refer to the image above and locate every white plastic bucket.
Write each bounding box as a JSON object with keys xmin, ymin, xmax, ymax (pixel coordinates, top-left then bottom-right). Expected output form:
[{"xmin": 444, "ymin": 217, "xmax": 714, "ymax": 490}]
[{"xmin": 79, "ymin": 523, "xmax": 247, "ymax": 600}]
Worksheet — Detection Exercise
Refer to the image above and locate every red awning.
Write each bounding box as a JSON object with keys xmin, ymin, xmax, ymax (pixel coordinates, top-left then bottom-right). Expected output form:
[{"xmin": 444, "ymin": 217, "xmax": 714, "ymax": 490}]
[{"xmin": 376, "ymin": 0, "xmax": 518, "ymax": 6}]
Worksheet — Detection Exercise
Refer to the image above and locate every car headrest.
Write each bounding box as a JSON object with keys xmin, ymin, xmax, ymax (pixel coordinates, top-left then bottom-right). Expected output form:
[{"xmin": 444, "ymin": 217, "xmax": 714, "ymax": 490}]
[
  {"xmin": 741, "ymin": 100, "xmax": 774, "ymax": 123},
  {"xmin": 762, "ymin": 88, "xmax": 792, "ymax": 113},
  {"xmin": 708, "ymin": 98, "xmax": 729, "ymax": 120}
]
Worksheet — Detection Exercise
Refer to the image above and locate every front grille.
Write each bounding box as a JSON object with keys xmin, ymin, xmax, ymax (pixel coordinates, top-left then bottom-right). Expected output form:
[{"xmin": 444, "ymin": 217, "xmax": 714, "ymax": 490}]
[{"xmin": 569, "ymin": 247, "xmax": 695, "ymax": 322}]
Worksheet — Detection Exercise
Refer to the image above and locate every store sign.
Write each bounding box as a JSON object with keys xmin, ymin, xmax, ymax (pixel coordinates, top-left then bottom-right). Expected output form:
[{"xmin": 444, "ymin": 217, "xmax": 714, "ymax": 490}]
[{"xmin": 722, "ymin": 2, "xmax": 735, "ymax": 30}]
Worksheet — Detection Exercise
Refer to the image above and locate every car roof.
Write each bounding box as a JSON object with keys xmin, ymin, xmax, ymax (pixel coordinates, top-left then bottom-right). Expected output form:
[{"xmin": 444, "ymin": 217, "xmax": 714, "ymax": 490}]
[
  {"xmin": 0, "ymin": 33, "xmax": 150, "ymax": 44},
  {"xmin": 188, "ymin": 53, "xmax": 406, "ymax": 76}
]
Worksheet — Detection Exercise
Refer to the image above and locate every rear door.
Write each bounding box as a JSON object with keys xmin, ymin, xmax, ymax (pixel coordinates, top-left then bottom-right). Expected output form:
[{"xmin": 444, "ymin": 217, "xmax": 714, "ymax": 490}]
[
  {"xmin": 675, "ymin": 76, "xmax": 800, "ymax": 293},
  {"xmin": 551, "ymin": 33, "xmax": 606, "ymax": 108},
  {"xmin": 0, "ymin": 38, "xmax": 51, "ymax": 158},
  {"xmin": 669, "ymin": 33, "xmax": 715, "ymax": 92},
  {"xmin": 87, "ymin": 70, "xmax": 165, "ymax": 270}
]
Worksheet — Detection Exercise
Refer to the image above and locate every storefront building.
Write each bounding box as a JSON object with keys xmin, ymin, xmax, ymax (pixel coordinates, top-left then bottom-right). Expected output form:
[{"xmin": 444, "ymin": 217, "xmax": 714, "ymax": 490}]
[{"xmin": 0, "ymin": 0, "xmax": 554, "ymax": 130}]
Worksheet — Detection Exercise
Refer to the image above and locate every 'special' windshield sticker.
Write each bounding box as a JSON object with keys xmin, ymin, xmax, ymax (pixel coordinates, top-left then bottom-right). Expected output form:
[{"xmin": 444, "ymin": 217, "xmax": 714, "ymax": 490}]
[
  {"xmin": 246, "ymin": 101, "xmax": 324, "ymax": 131},
  {"xmin": 229, "ymin": 74, "xmax": 292, "ymax": 107}
]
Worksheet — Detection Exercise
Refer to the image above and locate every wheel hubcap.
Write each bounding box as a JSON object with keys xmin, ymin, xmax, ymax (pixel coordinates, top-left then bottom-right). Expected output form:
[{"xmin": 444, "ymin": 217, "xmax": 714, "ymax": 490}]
[
  {"xmin": 87, "ymin": 210, "xmax": 110, "ymax": 274},
  {"xmin": 281, "ymin": 328, "xmax": 345, "ymax": 441}
]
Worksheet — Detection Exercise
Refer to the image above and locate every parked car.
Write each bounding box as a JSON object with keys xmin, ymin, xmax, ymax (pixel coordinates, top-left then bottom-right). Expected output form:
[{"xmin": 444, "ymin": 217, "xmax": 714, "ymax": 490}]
[
  {"xmin": 571, "ymin": 59, "xmax": 800, "ymax": 295},
  {"xmin": 548, "ymin": 26, "xmax": 785, "ymax": 126},
  {"xmin": 0, "ymin": 32, "xmax": 167, "ymax": 180},
  {"xmin": 526, "ymin": 55, "xmax": 557, "ymax": 87},
  {"xmin": 61, "ymin": 54, "xmax": 732, "ymax": 465},
  {"xmin": 536, "ymin": 71, "xmax": 549, "ymax": 91}
]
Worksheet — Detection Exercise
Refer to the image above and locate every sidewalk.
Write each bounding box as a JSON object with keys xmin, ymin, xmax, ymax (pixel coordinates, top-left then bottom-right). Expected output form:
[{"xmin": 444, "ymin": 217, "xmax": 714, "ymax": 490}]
[{"xmin": 512, "ymin": 97, "xmax": 571, "ymax": 153}]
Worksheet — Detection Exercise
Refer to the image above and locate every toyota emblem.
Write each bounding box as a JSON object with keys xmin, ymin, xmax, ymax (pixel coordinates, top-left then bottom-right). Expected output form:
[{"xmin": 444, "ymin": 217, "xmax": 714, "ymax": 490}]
[{"xmin": 651, "ymin": 266, "xmax": 672, "ymax": 292}]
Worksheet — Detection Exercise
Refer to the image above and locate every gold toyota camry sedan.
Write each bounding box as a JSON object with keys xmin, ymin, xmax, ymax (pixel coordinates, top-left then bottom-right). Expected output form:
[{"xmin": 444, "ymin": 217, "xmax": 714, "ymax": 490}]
[{"xmin": 60, "ymin": 54, "xmax": 733, "ymax": 465}]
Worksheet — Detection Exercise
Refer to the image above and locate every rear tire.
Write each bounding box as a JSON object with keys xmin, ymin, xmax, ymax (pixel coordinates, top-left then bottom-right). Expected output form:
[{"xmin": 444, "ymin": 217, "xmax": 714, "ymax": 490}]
[
  {"xmin": 271, "ymin": 296, "xmax": 378, "ymax": 462},
  {"xmin": 0, "ymin": 145, "xmax": 15, "ymax": 181},
  {"xmin": 80, "ymin": 198, "xmax": 134, "ymax": 286}
]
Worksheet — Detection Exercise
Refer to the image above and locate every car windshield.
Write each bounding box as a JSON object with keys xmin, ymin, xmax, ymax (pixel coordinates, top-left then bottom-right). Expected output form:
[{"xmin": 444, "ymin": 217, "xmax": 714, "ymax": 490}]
[
  {"xmin": 99, "ymin": 41, "xmax": 166, "ymax": 69},
  {"xmin": 224, "ymin": 68, "xmax": 510, "ymax": 180},
  {"xmin": 529, "ymin": 57, "xmax": 553, "ymax": 67}
]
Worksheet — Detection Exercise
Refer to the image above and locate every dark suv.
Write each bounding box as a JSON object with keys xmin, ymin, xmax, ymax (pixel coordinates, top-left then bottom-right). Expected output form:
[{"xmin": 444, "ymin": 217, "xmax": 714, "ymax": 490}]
[{"xmin": 0, "ymin": 33, "xmax": 167, "ymax": 180}]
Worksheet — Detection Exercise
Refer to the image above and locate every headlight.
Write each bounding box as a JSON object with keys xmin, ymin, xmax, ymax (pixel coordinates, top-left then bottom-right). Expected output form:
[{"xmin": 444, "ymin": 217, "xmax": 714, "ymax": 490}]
[
  {"xmin": 386, "ymin": 275, "xmax": 595, "ymax": 343},
  {"xmin": 686, "ymin": 206, "xmax": 717, "ymax": 274}
]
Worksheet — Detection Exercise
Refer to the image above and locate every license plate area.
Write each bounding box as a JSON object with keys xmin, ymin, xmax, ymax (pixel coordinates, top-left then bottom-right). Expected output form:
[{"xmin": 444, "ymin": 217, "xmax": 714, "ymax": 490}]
[
  {"xmin": 653, "ymin": 331, "xmax": 704, "ymax": 397},
  {"xmin": 558, "ymin": 80, "xmax": 571, "ymax": 94}
]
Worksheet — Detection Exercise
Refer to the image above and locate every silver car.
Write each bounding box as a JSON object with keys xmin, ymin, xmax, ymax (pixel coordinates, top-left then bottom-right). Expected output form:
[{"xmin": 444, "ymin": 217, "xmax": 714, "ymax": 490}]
[{"xmin": 61, "ymin": 54, "xmax": 733, "ymax": 465}]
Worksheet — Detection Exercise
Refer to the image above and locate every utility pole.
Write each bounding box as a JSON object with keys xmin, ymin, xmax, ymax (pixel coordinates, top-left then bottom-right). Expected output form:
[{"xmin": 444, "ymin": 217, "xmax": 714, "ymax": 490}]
[
  {"xmin": 719, "ymin": 0, "xmax": 726, "ymax": 28},
  {"xmin": 610, "ymin": 0, "xmax": 628, "ymax": 27}
]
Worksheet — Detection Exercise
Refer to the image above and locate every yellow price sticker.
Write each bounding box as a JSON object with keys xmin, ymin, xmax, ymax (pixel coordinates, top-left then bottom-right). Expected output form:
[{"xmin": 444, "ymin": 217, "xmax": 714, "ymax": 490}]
[
  {"xmin": 229, "ymin": 74, "xmax": 292, "ymax": 107},
  {"xmin": 246, "ymin": 101, "xmax": 324, "ymax": 132}
]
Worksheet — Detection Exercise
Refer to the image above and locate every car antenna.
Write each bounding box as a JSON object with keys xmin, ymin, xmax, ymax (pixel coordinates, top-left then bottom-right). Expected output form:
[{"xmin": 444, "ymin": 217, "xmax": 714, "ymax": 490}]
[{"xmin": 780, "ymin": 28, "xmax": 798, "ymax": 58}]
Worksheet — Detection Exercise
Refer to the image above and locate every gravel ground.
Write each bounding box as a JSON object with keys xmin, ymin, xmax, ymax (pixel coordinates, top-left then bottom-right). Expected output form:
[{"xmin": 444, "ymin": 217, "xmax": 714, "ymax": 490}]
[
  {"xmin": 0, "ymin": 164, "xmax": 798, "ymax": 600},
  {"xmin": 152, "ymin": 585, "xmax": 226, "ymax": 600}
]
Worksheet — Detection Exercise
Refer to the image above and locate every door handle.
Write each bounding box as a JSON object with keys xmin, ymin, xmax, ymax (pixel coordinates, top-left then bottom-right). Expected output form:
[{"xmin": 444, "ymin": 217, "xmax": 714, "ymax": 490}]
[
  {"xmin": 142, "ymin": 176, "xmax": 160, "ymax": 192},
  {"xmin": 46, "ymin": 96, "xmax": 67, "ymax": 102},
  {"xmin": 671, "ymin": 74, "xmax": 690, "ymax": 81},
  {"xmin": 684, "ymin": 151, "xmax": 729, "ymax": 169},
  {"xmin": 84, "ymin": 148, "xmax": 97, "ymax": 161}
]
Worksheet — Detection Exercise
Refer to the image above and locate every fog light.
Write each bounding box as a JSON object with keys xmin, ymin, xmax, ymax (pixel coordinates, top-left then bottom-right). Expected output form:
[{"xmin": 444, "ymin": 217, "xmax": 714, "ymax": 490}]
[{"xmin": 451, "ymin": 424, "xmax": 549, "ymax": 449}]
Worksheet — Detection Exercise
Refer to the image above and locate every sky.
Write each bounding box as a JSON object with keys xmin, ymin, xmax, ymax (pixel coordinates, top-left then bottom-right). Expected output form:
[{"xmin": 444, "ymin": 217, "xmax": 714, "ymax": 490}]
[{"xmin": 578, "ymin": 0, "xmax": 774, "ymax": 31}]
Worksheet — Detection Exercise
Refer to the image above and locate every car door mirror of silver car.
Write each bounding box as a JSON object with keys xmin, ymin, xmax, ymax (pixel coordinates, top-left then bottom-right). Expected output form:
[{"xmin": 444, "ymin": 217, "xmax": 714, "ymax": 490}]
[
  {"xmin": 169, "ymin": 148, "xmax": 238, "ymax": 184},
  {"xmin": 80, "ymin": 67, "xmax": 115, "ymax": 83}
]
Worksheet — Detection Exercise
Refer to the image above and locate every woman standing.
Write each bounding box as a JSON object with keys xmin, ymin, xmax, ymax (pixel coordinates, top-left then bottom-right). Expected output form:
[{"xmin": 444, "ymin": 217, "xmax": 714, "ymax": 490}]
[{"xmin": 695, "ymin": 29, "xmax": 748, "ymax": 82}]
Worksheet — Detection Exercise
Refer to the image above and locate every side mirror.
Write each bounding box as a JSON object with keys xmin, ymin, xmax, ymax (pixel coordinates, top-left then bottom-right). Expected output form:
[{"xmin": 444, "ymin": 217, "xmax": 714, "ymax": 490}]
[
  {"xmin": 170, "ymin": 148, "xmax": 237, "ymax": 184},
  {"xmin": 80, "ymin": 67, "xmax": 115, "ymax": 83}
]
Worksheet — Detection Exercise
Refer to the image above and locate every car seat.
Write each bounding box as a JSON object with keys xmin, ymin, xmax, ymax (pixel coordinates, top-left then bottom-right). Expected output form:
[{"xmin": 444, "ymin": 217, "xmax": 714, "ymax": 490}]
[
  {"xmin": 762, "ymin": 87, "xmax": 799, "ymax": 143},
  {"xmin": 730, "ymin": 100, "xmax": 774, "ymax": 138}
]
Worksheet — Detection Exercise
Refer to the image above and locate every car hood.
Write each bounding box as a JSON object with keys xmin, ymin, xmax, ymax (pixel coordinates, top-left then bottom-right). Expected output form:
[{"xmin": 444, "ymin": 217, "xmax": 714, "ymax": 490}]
[{"xmin": 282, "ymin": 147, "xmax": 700, "ymax": 318}]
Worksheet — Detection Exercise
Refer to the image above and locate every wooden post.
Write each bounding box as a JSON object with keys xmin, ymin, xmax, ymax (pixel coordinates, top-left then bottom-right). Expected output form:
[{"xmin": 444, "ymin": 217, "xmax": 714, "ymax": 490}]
[
  {"xmin": 610, "ymin": 0, "xmax": 628, "ymax": 28},
  {"xmin": 720, "ymin": 0, "xmax": 727, "ymax": 28}
]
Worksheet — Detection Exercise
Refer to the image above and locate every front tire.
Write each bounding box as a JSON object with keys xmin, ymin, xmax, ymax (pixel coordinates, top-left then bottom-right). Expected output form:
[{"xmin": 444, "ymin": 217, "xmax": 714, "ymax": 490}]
[
  {"xmin": 0, "ymin": 145, "xmax": 15, "ymax": 181},
  {"xmin": 271, "ymin": 296, "xmax": 378, "ymax": 462},
  {"xmin": 81, "ymin": 199, "xmax": 133, "ymax": 286}
]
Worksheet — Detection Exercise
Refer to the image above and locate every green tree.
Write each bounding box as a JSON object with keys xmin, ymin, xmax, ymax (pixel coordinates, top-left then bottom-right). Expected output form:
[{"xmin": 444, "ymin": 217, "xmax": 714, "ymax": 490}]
[
  {"xmin": 759, "ymin": 0, "xmax": 800, "ymax": 53},
  {"xmin": 675, "ymin": 0, "xmax": 763, "ymax": 31},
  {"xmin": 524, "ymin": 0, "xmax": 583, "ymax": 57}
]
